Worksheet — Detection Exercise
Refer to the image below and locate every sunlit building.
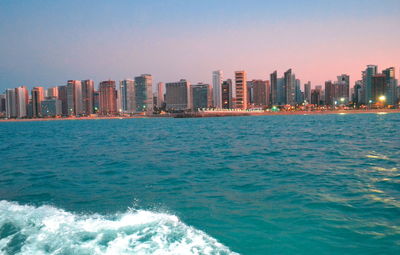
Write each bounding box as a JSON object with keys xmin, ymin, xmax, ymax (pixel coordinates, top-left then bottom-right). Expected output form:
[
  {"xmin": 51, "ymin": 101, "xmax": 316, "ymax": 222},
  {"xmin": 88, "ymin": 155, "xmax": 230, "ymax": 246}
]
[
  {"xmin": 82, "ymin": 80, "xmax": 94, "ymax": 115},
  {"xmin": 15, "ymin": 86, "xmax": 28, "ymax": 118},
  {"xmin": 99, "ymin": 80, "xmax": 117, "ymax": 115},
  {"xmin": 31, "ymin": 87, "xmax": 44, "ymax": 118},
  {"xmin": 67, "ymin": 80, "xmax": 83, "ymax": 116},
  {"xmin": 212, "ymin": 70, "xmax": 223, "ymax": 108},
  {"xmin": 118, "ymin": 79, "xmax": 135, "ymax": 114}
]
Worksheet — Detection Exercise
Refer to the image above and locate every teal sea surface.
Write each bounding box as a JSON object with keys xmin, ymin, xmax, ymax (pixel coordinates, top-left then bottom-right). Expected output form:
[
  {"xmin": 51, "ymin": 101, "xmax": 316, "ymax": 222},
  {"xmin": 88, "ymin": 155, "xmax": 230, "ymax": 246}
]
[{"xmin": 0, "ymin": 113, "xmax": 399, "ymax": 254}]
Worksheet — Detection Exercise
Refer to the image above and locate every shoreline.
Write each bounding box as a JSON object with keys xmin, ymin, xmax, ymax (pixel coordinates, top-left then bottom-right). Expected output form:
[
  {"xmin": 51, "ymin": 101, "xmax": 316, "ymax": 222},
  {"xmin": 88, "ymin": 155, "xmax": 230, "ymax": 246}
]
[{"xmin": 0, "ymin": 109, "xmax": 399, "ymax": 122}]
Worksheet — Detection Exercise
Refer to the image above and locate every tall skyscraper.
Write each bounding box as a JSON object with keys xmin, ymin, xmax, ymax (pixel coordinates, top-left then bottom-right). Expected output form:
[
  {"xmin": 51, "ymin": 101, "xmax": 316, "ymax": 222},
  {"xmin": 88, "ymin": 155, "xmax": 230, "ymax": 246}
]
[
  {"xmin": 165, "ymin": 79, "xmax": 190, "ymax": 111},
  {"xmin": 270, "ymin": 71, "xmax": 278, "ymax": 105},
  {"xmin": 67, "ymin": 80, "xmax": 83, "ymax": 116},
  {"xmin": 82, "ymin": 80, "xmax": 94, "ymax": 115},
  {"xmin": 325, "ymin": 81, "xmax": 335, "ymax": 106},
  {"xmin": 295, "ymin": 79, "xmax": 302, "ymax": 104},
  {"xmin": 235, "ymin": 71, "xmax": 247, "ymax": 109},
  {"xmin": 311, "ymin": 89, "xmax": 321, "ymax": 105},
  {"xmin": 5, "ymin": 88, "xmax": 17, "ymax": 118},
  {"xmin": 0, "ymin": 94, "xmax": 6, "ymax": 113},
  {"xmin": 57, "ymin": 85, "xmax": 68, "ymax": 116},
  {"xmin": 277, "ymin": 78, "xmax": 285, "ymax": 105},
  {"xmin": 337, "ymin": 74, "xmax": 350, "ymax": 102},
  {"xmin": 31, "ymin": 87, "xmax": 44, "ymax": 118},
  {"xmin": 15, "ymin": 86, "xmax": 28, "ymax": 118},
  {"xmin": 363, "ymin": 65, "xmax": 377, "ymax": 104},
  {"xmin": 304, "ymin": 81, "xmax": 311, "ymax": 104},
  {"xmin": 284, "ymin": 69, "xmax": 296, "ymax": 105},
  {"xmin": 118, "ymin": 79, "xmax": 135, "ymax": 113},
  {"xmin": 99, "ymin": 80, "xmax": 117, "ymax": 115},
  {"xmin": 47, "ymin": 87, "xmax": 58, "ymax": 99},
  {"xmin": 41, "ymin": 98, "xmax": 62, "ymax": 117},
  {"xmin": 157, "ymin": 82, "xmax": 164, "ymax": 107},
  {"xmin": 212, "ymin": 70, "xmax": 223, "ymax": 108},
  {"xmin": 353, "ymin": 81, "xmax": 363, "ymax": 105},
  {"xmin": 190, "ymin": 83, "xmax": 209, "ymax": 111},
  {"xmin": 372, "ymin": 74, "xmax": 386, "ymax": 104},
  {"xmin": 382, "ymin": 67, "xmax": 396, "ymax": 105},
  {"xmin": 134, "ymin": 74, "xmax": 153, "ymax": 113},
  {"xmin": 221, "ymin": 79, "xmax": 233, "ymax": 109},
  {"xmin": 249, "ymin": 80, "xmax": 269, "ymax": 107}
]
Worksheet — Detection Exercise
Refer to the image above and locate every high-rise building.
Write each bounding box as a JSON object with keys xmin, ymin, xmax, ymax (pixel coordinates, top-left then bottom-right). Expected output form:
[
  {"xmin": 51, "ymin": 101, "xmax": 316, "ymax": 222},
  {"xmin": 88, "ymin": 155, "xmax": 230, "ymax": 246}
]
[
  {"xmin": 284, "ymin": 69, "xmax": 296, "ymax": 105},
  {"xmin": 165, "ymin": 79, "xmax": 190, "ymax": 111},
  {"xmin": 99, "ymin": 80, "xmax": 117, "ymax": 115},
  {"xmin": 134, "ymin": 74, "xmax": 153, "ymax": 113},
  {"xmin": 67, "ymin": 80, "xmax": 83, "ymax": 116},
  {"xmin": 118, "ymin": 79, "xmax": 135, "ymax": 114},
  {"xmin": 311, "ymin": 89, "xmax": 321, "ymax": 105},
  {"xmin": 353, "ymin": 81, "xmax": 363, "ymax": 105},
  {"xmin": 41, "ymin": 98, "xmax": 62, "ymax": 117},
  {"xmin": 235, "ymin": 71, "xmax": 247, "ymax": 109},
  {"xmin": 15, "ymin": 86, "xmax": 28, "ymax": 118},
  {"xmin": 93, "ymin": 91, "xmax": 100, "ymax": 113},
  {"xmin": 337, "ymin": 74, "xmax": 350, "ymax": 102},
  {"xmin": 0, "ymin": 94, "xmax": 6, "ymax": 113},
  {"xmin": 191, "ymin": 83, "xmax": 209, "ymax": 111},
  {"xmin": 157, "ymin": 82, "xmax": 164, "ymax": 107},
  {"xmin": 270, "ymin": 71, "xmax": 278, "ymax": 105},
  {"xmin": 31, "ymin": 87, "xmax": 44, "ymax": 118},
  {"xmin": 363, "ymin": 65, "xmax": 377, "ymax": 104},
  {"xmin": 57, "ymin": 85, "xmax": 68, "ymax": 116},
  {"xmin": 248, "ymin": 80, "xmax": 269, "ymax": 107},
  {"xmin": 295, "ymin": 79, "xmax": 302, "ymax": 104},
  {"xmin": 82, "ymin": 80, "xmax": 94, "ymax": 115},
  {"xmin": 212, "ymin": 70, "xmax": 223, "ymax": 108},
  {"xmin": 372, "ymin": 74, "xmax": 386, "ymax": 104},
  {"xmin": 324, "ymin": 81, "xmax": 336, "ymax": 106},
  {"xmin": 47, "ymin": 87, "xmax": 58, "ymax": 99},
  {"xmin": 382, "ymin": 67, "xmax": 396, "ymax": 105},
  {"xmin": 277, "ymin": 78, "xmax": 285, "ymax": 105},
  {"xmin": 221, "ymin": 79, "xmax": 233, "ymax": 109},
  {"xmin": 5, "ymin": 89, "xmax": 17, "ymax": 118},
  {"xmin": 304, "ymin": 81, "xmax": 311, "ymax": 104}
]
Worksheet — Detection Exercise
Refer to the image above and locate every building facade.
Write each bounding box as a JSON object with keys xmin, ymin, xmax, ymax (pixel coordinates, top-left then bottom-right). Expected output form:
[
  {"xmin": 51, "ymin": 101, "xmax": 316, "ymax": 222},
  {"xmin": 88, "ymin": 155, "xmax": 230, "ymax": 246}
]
[
  {"xmin": 134, "ymin": 74, "xmax": 153, "ymax": 113},
  {"xmin": 191, "ymin": 83, "xmax": 209, "ymax": 111},
  {"xmin": 82, "ymin": 80, "xmax": 94, "ymax": 115},
  {"xmin": 99, "ymin": 80, "xmax": 117, "ymax": 115},
  {"xmin": 165, "ymin": 79, "xmax": 190, "ymax": 111},
  {"xmin": 235, "ymin": 71, "xmax": 247, "ymax": 109},
  {"xmin": 212, "ymin": 70, "xmax": 223, "ymax": 108}
]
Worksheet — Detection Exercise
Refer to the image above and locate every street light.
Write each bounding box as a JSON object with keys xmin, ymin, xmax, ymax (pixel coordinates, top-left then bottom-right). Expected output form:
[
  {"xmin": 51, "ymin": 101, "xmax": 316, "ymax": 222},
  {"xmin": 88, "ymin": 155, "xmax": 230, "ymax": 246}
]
[{"xmin": 378, "ymin": 95, "xmax": 386, "ymax": 108}]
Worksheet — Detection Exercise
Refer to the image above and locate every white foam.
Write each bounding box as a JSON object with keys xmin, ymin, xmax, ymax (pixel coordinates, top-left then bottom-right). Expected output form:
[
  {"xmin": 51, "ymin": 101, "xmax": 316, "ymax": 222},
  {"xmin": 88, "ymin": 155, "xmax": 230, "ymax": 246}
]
[{"xmin": 0, "ymin": 200, "xmax": 237, "ymax": 255}]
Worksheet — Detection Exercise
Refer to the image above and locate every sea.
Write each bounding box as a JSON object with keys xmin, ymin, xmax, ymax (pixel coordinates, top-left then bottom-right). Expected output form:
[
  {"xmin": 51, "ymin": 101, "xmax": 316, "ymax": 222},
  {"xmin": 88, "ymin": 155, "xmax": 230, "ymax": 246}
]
[{"xmin": 0, "ymin": 113, "xmax": 399, "ymax": 255}]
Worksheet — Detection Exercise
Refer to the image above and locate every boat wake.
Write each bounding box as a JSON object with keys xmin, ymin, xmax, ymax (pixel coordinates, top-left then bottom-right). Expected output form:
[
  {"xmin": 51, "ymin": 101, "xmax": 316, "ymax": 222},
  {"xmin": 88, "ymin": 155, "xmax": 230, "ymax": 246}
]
[{"xmin": 0, "ymin": 200, "xmax": 236, "ymax": 255}]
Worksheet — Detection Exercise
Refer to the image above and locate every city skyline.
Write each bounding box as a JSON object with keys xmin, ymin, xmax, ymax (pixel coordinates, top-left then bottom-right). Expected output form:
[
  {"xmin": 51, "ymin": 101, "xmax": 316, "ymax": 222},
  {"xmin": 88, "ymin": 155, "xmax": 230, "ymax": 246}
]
[{"xmin": 1, "ymin": 0, "xmax": 399, "ymax": 90}]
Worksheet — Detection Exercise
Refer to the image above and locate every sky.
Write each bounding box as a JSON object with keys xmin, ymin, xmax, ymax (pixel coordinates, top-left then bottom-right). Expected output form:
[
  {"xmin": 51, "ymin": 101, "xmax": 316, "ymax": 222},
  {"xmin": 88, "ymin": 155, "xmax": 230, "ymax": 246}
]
[{"xmin": 0, "ymin": 0, "xmax": 399, "ymax": 91}]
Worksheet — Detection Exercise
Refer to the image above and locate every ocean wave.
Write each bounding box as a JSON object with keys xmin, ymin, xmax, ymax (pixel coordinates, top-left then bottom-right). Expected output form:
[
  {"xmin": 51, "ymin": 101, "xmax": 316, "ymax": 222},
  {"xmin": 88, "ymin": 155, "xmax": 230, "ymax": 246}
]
[{"xmin": 0, "ymin": 200, "xmax": 236, "ymax": 255}]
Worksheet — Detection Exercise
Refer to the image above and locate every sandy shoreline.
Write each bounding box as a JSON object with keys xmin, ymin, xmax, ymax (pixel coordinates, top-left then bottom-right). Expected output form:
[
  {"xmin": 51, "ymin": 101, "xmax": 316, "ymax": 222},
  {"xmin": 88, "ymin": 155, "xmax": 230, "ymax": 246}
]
[{"xmin": 0, "ymin": 109, "xmax": 399, "ymax": 122}]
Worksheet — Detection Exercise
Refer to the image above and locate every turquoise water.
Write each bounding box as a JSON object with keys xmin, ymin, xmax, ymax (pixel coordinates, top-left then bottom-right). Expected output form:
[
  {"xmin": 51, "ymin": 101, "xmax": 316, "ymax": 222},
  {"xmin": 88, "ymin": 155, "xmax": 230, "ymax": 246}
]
[{"xmin": 0, "ymin": 114, "xmax": 399, "ymax": 254}]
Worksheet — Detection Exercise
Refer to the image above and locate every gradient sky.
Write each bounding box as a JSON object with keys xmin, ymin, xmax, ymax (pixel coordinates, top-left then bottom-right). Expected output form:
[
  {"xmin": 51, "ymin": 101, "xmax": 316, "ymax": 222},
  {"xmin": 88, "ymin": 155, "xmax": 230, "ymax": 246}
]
[{"xmin": 0, "ymin": 0, "xmax": 399, "ymax": 91}]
